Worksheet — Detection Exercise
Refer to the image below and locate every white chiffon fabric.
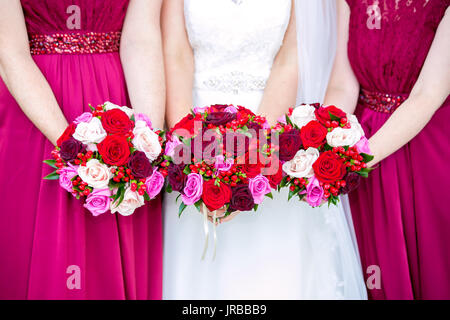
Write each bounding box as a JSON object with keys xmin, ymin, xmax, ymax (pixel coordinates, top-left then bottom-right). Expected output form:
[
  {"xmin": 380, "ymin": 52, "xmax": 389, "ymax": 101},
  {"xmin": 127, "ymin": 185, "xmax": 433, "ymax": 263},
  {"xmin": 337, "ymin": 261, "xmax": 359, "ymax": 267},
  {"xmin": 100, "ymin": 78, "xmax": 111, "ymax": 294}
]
[{"xmin": 162, "ymin": 0, "xmax": 367, "ymax": 300}]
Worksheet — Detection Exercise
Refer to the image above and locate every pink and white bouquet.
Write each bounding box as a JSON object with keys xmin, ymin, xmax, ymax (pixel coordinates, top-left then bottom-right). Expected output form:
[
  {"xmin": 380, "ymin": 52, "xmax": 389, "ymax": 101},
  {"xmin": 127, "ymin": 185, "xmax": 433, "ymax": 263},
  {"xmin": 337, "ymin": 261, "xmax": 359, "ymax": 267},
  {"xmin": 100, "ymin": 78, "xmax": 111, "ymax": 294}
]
[
  {"xmin": 44, "ymin": 102, "xmax": 165, "ymax": 216},
  {"xmin": 274, "ymin": 104, "xmax": 374, "ymax": 207}
]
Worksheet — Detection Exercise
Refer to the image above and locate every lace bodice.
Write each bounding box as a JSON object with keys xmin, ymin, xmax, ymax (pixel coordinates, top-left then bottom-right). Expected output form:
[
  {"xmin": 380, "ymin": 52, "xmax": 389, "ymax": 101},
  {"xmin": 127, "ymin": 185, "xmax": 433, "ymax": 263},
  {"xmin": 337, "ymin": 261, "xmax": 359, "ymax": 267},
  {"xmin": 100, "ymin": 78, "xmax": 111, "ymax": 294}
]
[
  {"xmin": 346, "ymin": 0, "xmax": 449, "ymax": 94},
  {"xmin": 184, "ymin": 0, "xmax": 291, "ymax": 94}
]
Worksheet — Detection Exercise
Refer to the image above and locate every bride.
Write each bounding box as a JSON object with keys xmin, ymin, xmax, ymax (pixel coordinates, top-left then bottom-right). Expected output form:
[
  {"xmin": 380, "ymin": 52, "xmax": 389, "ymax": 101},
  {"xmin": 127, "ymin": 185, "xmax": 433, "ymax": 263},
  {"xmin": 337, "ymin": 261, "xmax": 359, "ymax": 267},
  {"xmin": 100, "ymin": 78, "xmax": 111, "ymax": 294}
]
[{"xmin": 161, "ymin": 0, "xmax": 367, "ymax": 299}]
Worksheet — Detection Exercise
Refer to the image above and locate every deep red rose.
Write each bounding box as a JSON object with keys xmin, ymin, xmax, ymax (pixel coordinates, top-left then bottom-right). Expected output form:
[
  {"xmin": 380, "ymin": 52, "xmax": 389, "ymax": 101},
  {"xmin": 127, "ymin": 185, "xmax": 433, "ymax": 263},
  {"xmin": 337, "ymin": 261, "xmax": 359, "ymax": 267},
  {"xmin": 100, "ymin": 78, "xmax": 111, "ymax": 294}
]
[
  {"xmin": 300, "ymin": 120, "xmax": 328, "ymax": 149},
  {"xmin": 209, "ymin": 105, "xmax": 229, "ymax": 112},
  {"xmin": 101, "ymin": 109, "xmax": 133, "ymax": 135},
  {"xmin": 230, "ymin": 185, "xmax": 255, "ymax": 212},
  {"xmin": 191, "ymin": 131, "xmax": 219, "ymax": 162},
  {"xmin": 341, "ymin": 172, "xmax": 361, "ymax": 194},
  {"xmin": 128, "ymin": 151, "xmax": 153, "ymax": 179},
  {"xmin": 202, "ymin": 179, "xmax": 232, "ymax": 211},
  {"xmin": 312, "ymin": 151, "xmax": 347, "ymax": 184},
  {"xmin": 168, "ymin": 163, "xmax": 186, "ymax": 192},
  {"xmin": 57, "ymin": 123, "xmax": 76, "ymax": 147},
  {"xmin": 278, "ymin": 129, "xmax": 302, "ymax": 161},
  {"xmin": 97, "ymin": 135, "xmax": 131, "ymax": 166},
  {"xmin": 205, "ymin": 112, "xmax": 236, "ymax": 127},
  {"xmin": 60, "ymin": 137, "xmax": 85, "ymax": 161},
  {"xmin": 314, "ymin": 105, "xmax": 346, "ymax": 125}
]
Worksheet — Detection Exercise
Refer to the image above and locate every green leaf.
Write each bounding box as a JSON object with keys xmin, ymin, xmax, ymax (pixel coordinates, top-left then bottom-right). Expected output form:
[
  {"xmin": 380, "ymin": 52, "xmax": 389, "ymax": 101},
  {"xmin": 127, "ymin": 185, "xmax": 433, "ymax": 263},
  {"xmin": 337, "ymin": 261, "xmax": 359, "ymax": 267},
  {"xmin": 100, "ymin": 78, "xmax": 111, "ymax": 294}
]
[
  {"xmin": 178, "ymin": 202, "xmax": 187, "ymax": 217},
  {"xmin": 328, "ymin": 111, "xmax": 341, "ymax": 122},
  {"xmin": 183, "ymin": 166, "xmax": 191, "ymax": 175},
  {"xmin": 194, "ymin": 200, "xmax": 202, "ymax": 212},
  {"xmin": 43, "ymin": 159, "xmax": 57, "ymax": 169},
  {"xmin": 265, "ymin": 192, "xmax": 273, "ymax": 199},
  {"xmin": 285, "ymin": 115, "xmax": 294, "ymax": 126},
  {"xmin": 144, "ymin": 192, "xmax": 151, "ymax": 201},
  {"xmin": 166, "ymin": 184, "xmax": 173, "ymax": 193},
  {"xmin": 253, "ymin": 204, "xmax": 259, "ymax": 212},
  {"xmin": 113, "ymin": 185, "xmax": 126, "ymax": 206},
  {"xmin": 88, "ymin": 103, "xmax": 95, "ymax": 111},
  {"xmin": 360, "ymin": 152, "xmax": 375, "ymax": 163},
  {"xmin": 130, "ymin": 114, "xmax": 135, "ymax": 122},
  {"xmin": 43, "ymin": 171, "xmax": 59, "ymax": 180}
]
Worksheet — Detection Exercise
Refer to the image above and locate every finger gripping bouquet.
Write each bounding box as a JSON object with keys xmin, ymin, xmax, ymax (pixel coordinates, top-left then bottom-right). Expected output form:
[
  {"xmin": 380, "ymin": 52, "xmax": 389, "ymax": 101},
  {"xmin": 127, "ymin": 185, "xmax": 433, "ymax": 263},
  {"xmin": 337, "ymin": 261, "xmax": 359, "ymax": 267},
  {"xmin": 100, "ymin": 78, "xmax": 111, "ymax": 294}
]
[
  {"xmin": 43, "ymin": 102, "xmax": 165, "ymax": 216},
  {"xmin": 162, "ymin": 104, "xmax": 279, "ymax": 220},
  {"xmin": 275, "ymin": 104, "xmax": 374, "ymax": 207}
]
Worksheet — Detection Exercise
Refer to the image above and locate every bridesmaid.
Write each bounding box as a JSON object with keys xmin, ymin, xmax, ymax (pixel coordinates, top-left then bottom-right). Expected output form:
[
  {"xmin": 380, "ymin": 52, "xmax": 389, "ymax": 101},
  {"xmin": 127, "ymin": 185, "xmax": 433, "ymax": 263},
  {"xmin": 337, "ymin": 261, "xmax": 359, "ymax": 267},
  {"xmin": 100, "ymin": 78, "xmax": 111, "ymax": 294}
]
[
  {"xmin": 325, "ymin": 0, "xmax": 449, "ymax": 299},
  {"xmin": 0, "ymin": 0, "xmax": 165, "ymax": 299}
]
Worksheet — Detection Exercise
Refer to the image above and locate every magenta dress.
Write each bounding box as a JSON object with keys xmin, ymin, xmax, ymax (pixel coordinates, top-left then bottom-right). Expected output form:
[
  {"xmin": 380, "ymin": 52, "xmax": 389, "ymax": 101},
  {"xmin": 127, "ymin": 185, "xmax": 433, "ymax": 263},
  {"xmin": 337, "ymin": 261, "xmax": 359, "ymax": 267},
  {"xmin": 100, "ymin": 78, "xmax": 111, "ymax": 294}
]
[
  {"xmin": 346, "ymin": 0, "xmax": 450, "ymax": 299},
  {"xmin": 0, "ymin": 0, "xmax": 162, "ymax": 299}
]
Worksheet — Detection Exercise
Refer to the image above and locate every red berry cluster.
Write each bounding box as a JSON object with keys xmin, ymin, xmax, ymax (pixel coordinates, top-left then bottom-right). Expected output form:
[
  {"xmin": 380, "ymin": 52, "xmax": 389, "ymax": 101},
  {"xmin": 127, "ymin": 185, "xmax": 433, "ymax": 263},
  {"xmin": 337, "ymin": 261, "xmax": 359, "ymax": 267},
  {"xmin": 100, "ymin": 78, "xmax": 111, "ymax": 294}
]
[
  {"xmin": 287, "ymin": 177, "xmax": 307, "ymax": 193},
  {"xmin": 74, "ymin": 151, "xmax": 94, "ymax": 166},
  {"xmin": 72, "ymin": 177, "xmax": 92, "ymax": 197},
  {"xmin": 111, "ymin": 166, "xmax": 136, "ymax": 183},
  {"xmin": 130, "ymin": 181, "xmax": 147, "ymax": 196},
  {"xmin": 92, "ymin": 104, "xmax": 105, "ymax": 117},
  {"xmin": 52, "ymin": 149, "xmax": 65, "ymax": 169},
  {"xmin": 158, "ymin": 160, "xmax": 170, "ymax": 177},
  {"xmin": 333, "ymin": 146, "xmax": 367, "ymax": 172},
  {"xmin": 324, "ymin": 117, "xmax": 350, "ymax": 131},
  {"xmin": 217, "ymin": 166, "xmax": 247, "ymax": 187}
]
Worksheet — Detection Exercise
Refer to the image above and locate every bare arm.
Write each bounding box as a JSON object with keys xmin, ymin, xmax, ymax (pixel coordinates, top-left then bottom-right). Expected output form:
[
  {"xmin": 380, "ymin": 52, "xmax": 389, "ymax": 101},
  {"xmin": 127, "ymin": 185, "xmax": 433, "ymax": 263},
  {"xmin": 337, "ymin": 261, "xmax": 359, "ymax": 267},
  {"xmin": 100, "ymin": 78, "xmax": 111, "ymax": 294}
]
[
  {"xmin": 367, "ymin": 8, "xmax": 450, "ymax": 166},
  {"xmin": 162, "ymin": 0, "xmax": 194, "ymax": 129},
  {"xmin": 323, "ymin": 0, "xmax": 359, "ymax": 114},
  {"xmin": 121, "ymin": 0, "xmax": 165, "ymax": 129},
  {"xmin": 0, "ymin": 0, "xmax": 68, "ymax": 145},
  {"xmin": 258, "ymin": 0, "xmax": 298, "ymax": 125}
]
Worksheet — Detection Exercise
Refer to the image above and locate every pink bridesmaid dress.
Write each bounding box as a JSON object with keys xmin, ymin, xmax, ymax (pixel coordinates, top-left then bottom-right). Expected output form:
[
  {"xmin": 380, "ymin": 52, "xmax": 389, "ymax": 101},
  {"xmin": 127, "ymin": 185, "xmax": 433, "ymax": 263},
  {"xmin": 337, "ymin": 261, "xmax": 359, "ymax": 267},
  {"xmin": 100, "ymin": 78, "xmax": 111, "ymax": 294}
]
[
  {"xmin": 0, "ymin": 0, "xmax": 162, "ymax": 299},
  {"xmin": 346, "ymin": 0, "xmax": 450, "ymax": 299}
]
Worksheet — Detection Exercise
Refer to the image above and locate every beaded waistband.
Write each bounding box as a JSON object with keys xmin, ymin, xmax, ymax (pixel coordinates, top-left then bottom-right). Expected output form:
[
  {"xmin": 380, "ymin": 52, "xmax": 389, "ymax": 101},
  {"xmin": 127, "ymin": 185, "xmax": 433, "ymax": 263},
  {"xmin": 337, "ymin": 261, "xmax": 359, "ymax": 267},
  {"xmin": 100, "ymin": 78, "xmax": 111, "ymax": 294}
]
[
  {"xmin": 359, "ymin": 89, "xmax": 408, "ymax": 114},
  {"xmin": 29, "ymin": 31, "xmax": 121, "ymax": 55}
]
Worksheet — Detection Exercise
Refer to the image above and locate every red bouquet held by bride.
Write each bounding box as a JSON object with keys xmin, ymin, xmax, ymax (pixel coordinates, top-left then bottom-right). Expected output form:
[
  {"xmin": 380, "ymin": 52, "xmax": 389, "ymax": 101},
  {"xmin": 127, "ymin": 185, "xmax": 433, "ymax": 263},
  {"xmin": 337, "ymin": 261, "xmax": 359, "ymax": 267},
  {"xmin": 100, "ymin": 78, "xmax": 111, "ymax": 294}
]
[
  {"xmin": 274, "ymin": 103, "xmax": 374, "ymax": 207},
  {"xmin": 162, "ymin": 104, "xmax": 281, "ymax": 220},
  {"xmin": 43, "ymin": 102, "xmax": 165, "ymax": 216}
]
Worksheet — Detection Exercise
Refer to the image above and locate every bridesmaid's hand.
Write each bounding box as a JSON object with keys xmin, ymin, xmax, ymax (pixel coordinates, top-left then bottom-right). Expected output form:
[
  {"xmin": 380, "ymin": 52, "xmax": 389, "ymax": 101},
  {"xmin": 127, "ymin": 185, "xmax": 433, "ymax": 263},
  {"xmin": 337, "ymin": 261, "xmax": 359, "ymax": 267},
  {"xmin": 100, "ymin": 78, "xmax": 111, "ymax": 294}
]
[{"xmin": 200, "ymin": 206, "xmax": 240, "ymax": 225}]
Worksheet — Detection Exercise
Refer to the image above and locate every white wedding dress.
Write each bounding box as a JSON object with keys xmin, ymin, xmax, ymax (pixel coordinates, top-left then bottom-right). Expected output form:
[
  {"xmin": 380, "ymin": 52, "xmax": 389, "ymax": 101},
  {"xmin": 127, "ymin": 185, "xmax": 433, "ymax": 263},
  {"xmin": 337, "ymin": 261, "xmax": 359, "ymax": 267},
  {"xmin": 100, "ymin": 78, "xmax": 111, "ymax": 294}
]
[{"xmin": 163, "ymin": 0, "xmax": 367, "ymax": 300}]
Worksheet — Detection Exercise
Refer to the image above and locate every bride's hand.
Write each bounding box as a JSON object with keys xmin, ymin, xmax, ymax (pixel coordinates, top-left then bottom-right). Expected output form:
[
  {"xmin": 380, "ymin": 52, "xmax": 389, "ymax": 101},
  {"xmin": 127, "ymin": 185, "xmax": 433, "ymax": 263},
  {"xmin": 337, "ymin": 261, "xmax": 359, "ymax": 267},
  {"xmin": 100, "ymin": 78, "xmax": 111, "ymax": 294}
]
[{"xmin": 200, "ymin": 206, "xmax": 240, "ymax": 225}]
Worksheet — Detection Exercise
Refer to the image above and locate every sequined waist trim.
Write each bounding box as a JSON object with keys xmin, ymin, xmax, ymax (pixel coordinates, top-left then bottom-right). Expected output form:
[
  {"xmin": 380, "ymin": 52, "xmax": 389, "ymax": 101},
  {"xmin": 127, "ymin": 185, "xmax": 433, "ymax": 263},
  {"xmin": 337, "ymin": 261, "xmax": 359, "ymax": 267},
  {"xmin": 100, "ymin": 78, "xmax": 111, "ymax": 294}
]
[
  {"xmin": 359, "ymin": 89, "xmax": 408, "ymax": 114},
  {"xmin": 29, "ymin": 31, "xmax": 121, "ymax": 55}
]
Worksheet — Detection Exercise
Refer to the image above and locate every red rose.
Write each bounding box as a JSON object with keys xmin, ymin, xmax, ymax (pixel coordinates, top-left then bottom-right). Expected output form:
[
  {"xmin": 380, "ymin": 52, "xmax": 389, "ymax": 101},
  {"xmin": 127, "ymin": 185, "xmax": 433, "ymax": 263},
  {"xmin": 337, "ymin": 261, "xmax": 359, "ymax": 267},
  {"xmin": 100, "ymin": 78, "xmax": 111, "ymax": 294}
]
[
  {"xmin": 314, "ymin": 105, "xmax": 346, "ymax": 125},
  {"xmin": 236, "ymin": 106, "xmax": 255, "ymax": 121},
  {"xmin": 101, "ymin": 109, "xmax": 133, "ymax": 135},
  {"xmin": 170, "ymin": 114, "xmax": 200, "ymax": 137},
  {"xmin": 278, "ymin": 129, "xmax": 302, "ymax": 161},
  {"xmin": 202, "ymin": 179, "xmax": 232, "ymax": 211},
  {"xmin": 97, "ymin": 135, "xmax": 131, "ymax": 166},
  {"xmin": 264, "ymin": 155, "xmax": 283, "ymax": 189},
  {"xmin": 57, "ymin": 123, "xmax": 76, "ymax": 147},
  {"xmin": 312, "ymin": 151, "xmax": 347, "ymax": 184},
  {"xmin": 241, "ymin": 153, "xmax": 263, "ymax": 178},
  {"xmin": 300, "ymin": 120, "xmax": 328, "ymax": 149}
]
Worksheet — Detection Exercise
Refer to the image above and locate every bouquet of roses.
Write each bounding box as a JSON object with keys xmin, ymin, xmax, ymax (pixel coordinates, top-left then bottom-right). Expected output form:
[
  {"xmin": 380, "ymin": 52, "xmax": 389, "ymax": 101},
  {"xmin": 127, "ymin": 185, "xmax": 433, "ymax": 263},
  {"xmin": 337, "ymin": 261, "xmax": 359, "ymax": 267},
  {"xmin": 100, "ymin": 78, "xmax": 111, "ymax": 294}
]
[
  {"xmin": 162, "ymin": 104, "xmax": 281, "ymax": 221},
  {"xmin": 274, "ymin": 104, "xmax": 373, "ymax": 207},
  {"xmin": 43, "ymin": 102, "xmax": 165, "ymax": 216}
]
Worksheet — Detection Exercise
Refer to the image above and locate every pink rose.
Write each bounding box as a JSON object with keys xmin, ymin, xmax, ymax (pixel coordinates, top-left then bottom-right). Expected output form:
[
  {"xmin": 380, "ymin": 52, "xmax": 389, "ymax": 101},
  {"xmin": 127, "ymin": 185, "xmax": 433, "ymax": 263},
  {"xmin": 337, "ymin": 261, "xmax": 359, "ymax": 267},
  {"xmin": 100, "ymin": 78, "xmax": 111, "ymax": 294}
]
[
  {"xmin": 74, "ymin": 112, "xmax": 93, "ymax": 124},
  {"xmin": 306, "ymin": 175, "xmax": 324, "ymax": 207},
  {"xmin": 224, "ymin": 105, "xmax": 238, "ymax": 113},
  {"xmin": 135, "ymin": 113, "xmax": 153, "ymax": 129},
  {"xmin": 192, "ymin": 106, "xmax": 209, "ymax": 114},
  {"xmin": 249, "ymin": 174, "xmax": 271, "ymax": 204},
  {"xmin": 181, "ymin": 173, "xmax": 203, "ymax": 206},
  {"xmin": 145, "ymin": 169, "xmax": 165, "ymax": 199},
  {"xmin": 58, "ymin": 164, "xmax": 79, "ymax": 193},
  {"xmin": 214, "ymin": 155, "xmax": 234, "ymax": 172},
  {"xmin": 164, "ymin": 135, "xmax": 183, "ymax": 157},
  {"xmin": 355, "ymin": 136, "xmax": 371, "ymax": 154},
  {"xmin": 84, "ymin": 188, "xmax": 112, "ymax": 216}
]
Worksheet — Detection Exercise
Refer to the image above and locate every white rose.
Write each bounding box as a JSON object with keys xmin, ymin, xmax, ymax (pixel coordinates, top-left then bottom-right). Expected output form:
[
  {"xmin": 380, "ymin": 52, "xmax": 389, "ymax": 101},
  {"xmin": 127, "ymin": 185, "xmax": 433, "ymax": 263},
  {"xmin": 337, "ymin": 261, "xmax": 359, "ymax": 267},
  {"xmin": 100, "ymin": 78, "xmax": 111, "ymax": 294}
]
[
  {"xmin": 73, "ymin": 117, "xmax": 107, "ymax": 144},
  {"xmin": 282, "ymin": 147, "xmax": 319, "ymax": 178},
  {"xmin": 291, "ymin": 104, "xmax": 316, "ymax": 128},
  {"xmin": 110, "ymin": 188, "xmax": 145, "ymax": 216},
  {"xmin": 326, "ymin": 127, "xmax": 363, "ymax": 147},
  {"xmin": 132, "ymin": 121, "xmax": 162, "ymax": 161},
  {"xmin": 104, "ymin": 101, "xmax": 133, "ymax": 118},
  {"xmin": 77, "ymin": 159, "xmax": 112, "ymax": 189},
  {"xmin": 347, "ymin": 114, "xmax": 365, "ymax": 137}
]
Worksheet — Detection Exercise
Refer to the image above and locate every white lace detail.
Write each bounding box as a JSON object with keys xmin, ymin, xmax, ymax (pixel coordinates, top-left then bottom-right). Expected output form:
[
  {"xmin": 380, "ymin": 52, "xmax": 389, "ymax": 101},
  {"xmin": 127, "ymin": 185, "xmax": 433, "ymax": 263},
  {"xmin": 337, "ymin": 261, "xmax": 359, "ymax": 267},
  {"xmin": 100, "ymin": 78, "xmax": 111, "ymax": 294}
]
[{"xmin": 184, "ymin": 0, "xmax": 291, "ymax": 95}]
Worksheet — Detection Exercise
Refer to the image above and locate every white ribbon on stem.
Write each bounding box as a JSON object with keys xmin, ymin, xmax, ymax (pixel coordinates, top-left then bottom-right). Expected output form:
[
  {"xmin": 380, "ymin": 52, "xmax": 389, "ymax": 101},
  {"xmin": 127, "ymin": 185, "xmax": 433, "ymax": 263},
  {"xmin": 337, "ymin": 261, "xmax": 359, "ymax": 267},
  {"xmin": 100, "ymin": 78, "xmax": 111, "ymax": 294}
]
[{"xmin": 201, "ymin": 203, "xmax": 218, "ymax": 261}]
